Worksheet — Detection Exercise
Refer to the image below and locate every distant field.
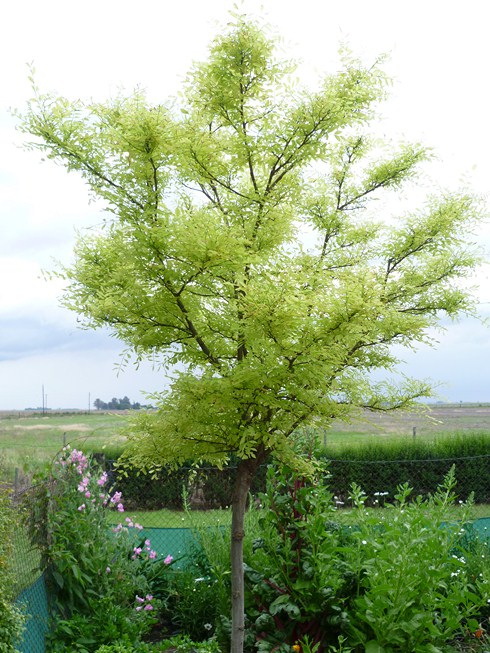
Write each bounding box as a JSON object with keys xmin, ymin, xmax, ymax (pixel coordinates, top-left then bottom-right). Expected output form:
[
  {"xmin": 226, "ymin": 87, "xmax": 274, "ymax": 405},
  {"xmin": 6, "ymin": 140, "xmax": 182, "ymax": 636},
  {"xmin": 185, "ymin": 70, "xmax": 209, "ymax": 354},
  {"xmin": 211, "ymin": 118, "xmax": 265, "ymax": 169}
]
[
  {"xmin": 321, "ymin": 404, "xmax": 490, "ymax": 450},
  {"xmin": 1, "ymin": 405, "xmax": 490, "ymax": 480},
  {"xmin": 0, "ymin": 411, "xmax": 128, "ymax": 480}
]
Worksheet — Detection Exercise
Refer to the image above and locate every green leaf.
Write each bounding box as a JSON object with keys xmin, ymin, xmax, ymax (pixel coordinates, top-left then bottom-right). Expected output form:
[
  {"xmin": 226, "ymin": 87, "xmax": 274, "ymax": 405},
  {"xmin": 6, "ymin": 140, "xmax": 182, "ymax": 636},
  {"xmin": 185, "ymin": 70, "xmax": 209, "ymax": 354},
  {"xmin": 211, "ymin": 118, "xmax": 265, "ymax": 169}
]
[
  {"xmin": 52, "ymin": 570, "xmax": 64, "ymax": 589},
  {"xmin": 365, "ymin": 642, "xmax": 386, "ymax": 653}
]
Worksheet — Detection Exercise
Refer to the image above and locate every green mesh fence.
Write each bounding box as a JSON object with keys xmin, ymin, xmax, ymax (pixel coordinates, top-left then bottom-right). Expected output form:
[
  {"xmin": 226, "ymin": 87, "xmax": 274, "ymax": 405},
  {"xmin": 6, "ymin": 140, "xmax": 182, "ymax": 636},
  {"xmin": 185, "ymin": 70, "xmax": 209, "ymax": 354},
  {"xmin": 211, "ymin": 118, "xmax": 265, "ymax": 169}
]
[{"xmin": 15, "ymin": 573, "xmax": 48, "ymax": 653}]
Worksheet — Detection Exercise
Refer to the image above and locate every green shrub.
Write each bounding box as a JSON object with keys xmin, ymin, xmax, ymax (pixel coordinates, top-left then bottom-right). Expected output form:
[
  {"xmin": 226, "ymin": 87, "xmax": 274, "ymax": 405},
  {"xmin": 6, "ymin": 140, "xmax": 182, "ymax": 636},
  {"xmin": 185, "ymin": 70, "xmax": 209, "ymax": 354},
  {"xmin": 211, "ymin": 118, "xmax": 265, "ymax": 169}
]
[
  {"xmin": 0, "ymin": 491, "xmax": 26, "ymax": 653},
  {"xmin": 93, "ymin": 634, "xmax": 222, "ymax": 653},
  {"xmin": 245, "ymin": 464, "xmax": 490, "ymax": 653}
]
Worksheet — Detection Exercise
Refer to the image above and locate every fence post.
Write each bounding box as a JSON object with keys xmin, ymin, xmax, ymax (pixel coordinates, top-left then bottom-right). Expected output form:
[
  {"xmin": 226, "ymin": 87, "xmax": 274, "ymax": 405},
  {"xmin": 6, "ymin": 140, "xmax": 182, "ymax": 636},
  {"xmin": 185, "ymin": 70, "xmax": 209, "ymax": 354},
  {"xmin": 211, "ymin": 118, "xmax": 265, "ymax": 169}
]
[
  {"xmin": 14, "ymin": 467, "xmax": 19, "ymax": 493},
  {"xmin": 63, "ymin": 432, "xmax": 66, "ymax": 447},
  {"xmin": 412, "ymin": 426, "xmax": 417, "ymax": 439}
]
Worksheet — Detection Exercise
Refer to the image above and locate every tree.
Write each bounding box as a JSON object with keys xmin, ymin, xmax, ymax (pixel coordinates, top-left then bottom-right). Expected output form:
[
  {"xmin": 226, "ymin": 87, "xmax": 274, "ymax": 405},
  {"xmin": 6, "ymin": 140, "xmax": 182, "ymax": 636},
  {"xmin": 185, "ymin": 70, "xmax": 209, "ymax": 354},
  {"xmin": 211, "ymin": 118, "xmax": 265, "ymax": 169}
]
[
  {"xmin": 19, "ymin": 16, "xmax": 482, "ymax": 653},
  {"xmin": 93, "ymin": 398, "xmax": 106, "ymax": 410}
]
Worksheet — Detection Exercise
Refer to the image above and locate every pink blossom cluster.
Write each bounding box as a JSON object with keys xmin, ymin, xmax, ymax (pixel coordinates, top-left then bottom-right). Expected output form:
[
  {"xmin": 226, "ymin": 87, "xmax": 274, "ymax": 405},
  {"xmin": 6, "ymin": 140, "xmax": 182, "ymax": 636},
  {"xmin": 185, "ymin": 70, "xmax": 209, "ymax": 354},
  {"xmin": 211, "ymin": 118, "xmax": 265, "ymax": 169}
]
[
  {"xmin": 65, "ymin": 447, "xmax": 124, "ymax": 512},
  {"xmin": 57, "ymin": 447, "xmax": 172, "ymax": 573},
  {"xmin": 131, "ymin": 537, "xmax": 158, "ymax": 560},
  {"xmin": 135, "ymin": 594, "xmax": 154, "ymax": 612},
  {"xmin": 69, "ymin": 448, "xmax": 89, "ymax": 474}
]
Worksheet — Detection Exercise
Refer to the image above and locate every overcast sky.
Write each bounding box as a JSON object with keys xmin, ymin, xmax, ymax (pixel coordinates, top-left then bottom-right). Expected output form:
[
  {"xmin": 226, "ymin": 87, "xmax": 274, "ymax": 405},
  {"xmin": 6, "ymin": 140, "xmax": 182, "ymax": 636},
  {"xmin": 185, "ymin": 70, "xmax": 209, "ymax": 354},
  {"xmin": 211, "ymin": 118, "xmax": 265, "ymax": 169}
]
[{"xmin": 1, "ymin": 0, "xmax": 489, "ymax": 410}]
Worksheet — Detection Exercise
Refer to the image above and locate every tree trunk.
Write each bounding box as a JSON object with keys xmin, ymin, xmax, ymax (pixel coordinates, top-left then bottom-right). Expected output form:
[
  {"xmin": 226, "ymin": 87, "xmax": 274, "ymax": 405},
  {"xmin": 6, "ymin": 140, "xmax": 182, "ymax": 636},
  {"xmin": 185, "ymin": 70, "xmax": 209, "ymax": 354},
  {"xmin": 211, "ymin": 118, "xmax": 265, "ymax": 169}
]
[{"xmin": 230, "ymin": 448, "xmax": 266, "ymax": 653}]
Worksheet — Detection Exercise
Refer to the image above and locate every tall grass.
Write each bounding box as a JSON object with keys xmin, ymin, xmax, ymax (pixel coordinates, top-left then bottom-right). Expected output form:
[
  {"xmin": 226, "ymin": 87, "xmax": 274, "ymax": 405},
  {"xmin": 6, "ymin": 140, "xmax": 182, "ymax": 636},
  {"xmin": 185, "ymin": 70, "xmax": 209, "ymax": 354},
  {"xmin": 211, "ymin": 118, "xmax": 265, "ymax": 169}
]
[{"xmin": 320, "ymin": 431, "xmax": 490, "ymax": 459}]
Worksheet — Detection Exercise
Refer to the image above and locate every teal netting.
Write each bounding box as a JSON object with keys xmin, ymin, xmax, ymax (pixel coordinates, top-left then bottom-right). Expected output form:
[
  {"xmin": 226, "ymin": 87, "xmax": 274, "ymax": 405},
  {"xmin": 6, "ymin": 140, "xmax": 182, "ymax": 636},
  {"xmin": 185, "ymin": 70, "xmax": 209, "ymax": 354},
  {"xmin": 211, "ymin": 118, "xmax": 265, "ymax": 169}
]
[
  {"xmin": 137, "ymin": 527, "xmax": 198, "ymax": 568},
  {"xmin": 468, "ymin": 516, "xmax": 490, "ymax": 540},
  {"xmin": 15, "ymin": 573, "xmax": 48, "ymax": 653}
]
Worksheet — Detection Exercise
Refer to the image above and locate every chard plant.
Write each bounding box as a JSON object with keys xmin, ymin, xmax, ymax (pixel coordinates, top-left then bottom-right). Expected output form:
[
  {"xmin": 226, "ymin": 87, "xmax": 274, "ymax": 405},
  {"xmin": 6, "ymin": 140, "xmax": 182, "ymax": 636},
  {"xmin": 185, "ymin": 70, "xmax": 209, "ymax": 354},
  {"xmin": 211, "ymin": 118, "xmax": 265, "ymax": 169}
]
[{"xmin": 246, "ymin": 465, "xmax": 490, "ymax": 653}]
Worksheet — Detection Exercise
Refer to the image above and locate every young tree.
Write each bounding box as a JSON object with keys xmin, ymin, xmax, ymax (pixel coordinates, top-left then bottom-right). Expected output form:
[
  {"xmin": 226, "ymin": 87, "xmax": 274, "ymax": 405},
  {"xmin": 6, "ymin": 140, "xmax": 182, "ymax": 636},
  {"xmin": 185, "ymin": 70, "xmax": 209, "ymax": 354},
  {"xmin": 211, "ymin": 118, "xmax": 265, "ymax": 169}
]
[{"xmin": 19, "ymin": 16, "xmax": 482, "ymax": 653}]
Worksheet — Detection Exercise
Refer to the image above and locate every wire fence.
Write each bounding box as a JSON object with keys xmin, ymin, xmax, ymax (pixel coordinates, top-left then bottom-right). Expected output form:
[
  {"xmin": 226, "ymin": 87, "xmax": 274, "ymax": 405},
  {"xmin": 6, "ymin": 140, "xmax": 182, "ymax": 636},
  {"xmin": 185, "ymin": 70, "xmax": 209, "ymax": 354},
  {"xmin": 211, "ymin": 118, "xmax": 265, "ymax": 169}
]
[{"xmin": 11, "ymin": 453, "xmax": 490, "ymax": 652}]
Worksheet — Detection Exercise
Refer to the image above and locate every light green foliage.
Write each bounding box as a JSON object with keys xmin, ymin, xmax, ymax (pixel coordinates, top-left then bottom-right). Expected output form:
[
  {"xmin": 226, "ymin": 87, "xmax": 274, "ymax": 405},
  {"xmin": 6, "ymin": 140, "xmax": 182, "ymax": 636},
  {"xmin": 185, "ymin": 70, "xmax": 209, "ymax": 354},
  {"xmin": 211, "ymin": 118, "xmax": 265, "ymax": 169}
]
[
  {"xmin": 0, "ymin": 492, "xmax": 26, "ymax": 653},
  {"xmin": 18, "ymin": 17, "xmax": 482, "ymax": 470}
]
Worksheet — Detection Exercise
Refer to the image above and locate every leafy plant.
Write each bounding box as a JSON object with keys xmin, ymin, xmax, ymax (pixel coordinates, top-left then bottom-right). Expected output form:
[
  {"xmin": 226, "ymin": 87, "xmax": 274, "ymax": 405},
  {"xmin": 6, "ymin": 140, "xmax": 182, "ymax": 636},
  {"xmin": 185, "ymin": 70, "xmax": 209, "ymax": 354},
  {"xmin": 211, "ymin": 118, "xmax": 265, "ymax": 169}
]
[
  {"xmin": 246, "ymin": 463, "xmax": 353, "ymax": 652},
  {"xmin": 345, "ymin": 468, "xmax": 490, "ymax": 652},
  {"xmin": 23, "ymin": 448, "xmax": 173, "ymax": 652},
  {"xmin": 245, "ymin": 465, "xmax": 490, "ymax": 653},
  {"xmin": 0, "ymin": 491, "xmax": 26, "ymax": 653}
]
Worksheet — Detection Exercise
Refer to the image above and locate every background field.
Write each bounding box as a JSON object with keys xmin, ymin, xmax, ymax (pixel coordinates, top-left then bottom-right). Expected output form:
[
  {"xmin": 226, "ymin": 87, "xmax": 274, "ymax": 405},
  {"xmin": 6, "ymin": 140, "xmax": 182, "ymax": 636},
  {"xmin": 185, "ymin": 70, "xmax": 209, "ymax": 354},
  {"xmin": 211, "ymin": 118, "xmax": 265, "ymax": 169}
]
[
  {"xmin": 1, "ymin": 403, "xmax": 490, "ymax": 481},
  {"xmin": 0, "ymin": 411, "xmax": 128, "ymax": 482}
]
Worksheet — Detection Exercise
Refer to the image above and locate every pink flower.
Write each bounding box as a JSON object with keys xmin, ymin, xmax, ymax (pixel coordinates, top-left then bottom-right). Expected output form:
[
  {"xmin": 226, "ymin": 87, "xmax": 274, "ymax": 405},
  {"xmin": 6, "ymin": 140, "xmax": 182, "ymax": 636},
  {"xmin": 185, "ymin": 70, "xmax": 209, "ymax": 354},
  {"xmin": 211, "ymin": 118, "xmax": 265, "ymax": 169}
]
[
  {"xmin": 144, "ymin": 604, "xmax": 153, "ymax": 611},
  {"xmin": 85, "ymin": 491, "xmax": 91, "ymax": 498},
  {"xmin": 133, "ymin": 547, "xmax": 142, "ymax": 557},
  {"xmin": 134, "ymin": 523, "xmax": 143, "ymax": 530},
  {"xmin": 135, "ymin": 596, "xmax": 145, "ymax": 603},
  {"xmin": 164, "ymin": 555, "xmax": 173, "ymax": 565},
  {"xmin": 149, "ymin": 550, "xmax": 157, "ymax": 559},
  {"xmin": 106, "ymin": 567, "xmax": 111, "ymax": 573},
  {"xmin": 110, "ymin": 491, "xmax": 122, "ymax": 504},
  {"xmin": 145, "ymin": 539, "xmax": 151, "ymax": 547},
  {"xmin": 97, "ymin": 472, "xmax": 108, "ymax": 486},
  {"xmin": 117, "ymin": 503, "xmax": 124, "ymax": 512},
  {"xmin": 135, "ymin": 606, "xmax": 142, "ymax": 612},
  {"xmin": 78, "ymin": 504, "xmax": 86, "ymax": 511}
]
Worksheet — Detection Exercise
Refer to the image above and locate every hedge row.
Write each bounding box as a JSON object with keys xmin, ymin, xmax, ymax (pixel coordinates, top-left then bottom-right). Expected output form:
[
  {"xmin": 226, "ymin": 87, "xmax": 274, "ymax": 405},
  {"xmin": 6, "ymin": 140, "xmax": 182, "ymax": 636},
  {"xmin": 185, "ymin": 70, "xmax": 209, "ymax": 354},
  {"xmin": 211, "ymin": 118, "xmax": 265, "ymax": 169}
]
[
  {"xmin": 100, "ymin": 433, "xmax": 489, "ymax": 510},
  {"xmin": 105, "ymin": 458, "xmax": 269, "ymax": 511}
]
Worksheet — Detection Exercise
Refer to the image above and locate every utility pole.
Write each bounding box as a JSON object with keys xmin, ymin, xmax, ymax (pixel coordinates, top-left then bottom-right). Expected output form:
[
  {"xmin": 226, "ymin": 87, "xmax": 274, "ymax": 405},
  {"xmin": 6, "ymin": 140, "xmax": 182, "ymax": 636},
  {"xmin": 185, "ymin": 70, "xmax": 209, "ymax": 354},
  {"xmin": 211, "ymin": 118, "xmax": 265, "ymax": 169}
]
[{"xmin": 88, "ymin": 392, "xmax": 91, "ymax": 414}]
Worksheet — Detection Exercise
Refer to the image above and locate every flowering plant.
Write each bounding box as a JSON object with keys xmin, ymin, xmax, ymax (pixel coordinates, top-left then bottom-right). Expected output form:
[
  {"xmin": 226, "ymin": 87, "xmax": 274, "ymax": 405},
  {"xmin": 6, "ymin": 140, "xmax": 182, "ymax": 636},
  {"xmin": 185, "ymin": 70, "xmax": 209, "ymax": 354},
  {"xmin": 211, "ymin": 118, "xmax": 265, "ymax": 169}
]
[{"xmin": 24, "ymin": 447, "xmax": 173, "ymax": 651}]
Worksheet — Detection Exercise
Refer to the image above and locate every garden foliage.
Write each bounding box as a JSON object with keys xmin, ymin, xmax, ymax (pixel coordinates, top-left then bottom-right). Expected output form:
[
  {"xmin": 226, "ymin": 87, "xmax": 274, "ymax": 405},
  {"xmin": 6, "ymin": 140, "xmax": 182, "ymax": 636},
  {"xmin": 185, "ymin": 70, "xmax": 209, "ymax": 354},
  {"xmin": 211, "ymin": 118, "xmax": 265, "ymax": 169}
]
[
  {"xmin": 245, "ymin": 465, "xmax": 490, "ymax": 653},
  {"xmin": 18, "ymin": 449, "xmax": 490, "ymax": 652},
  {"xmin": 24, "ymin": 448, "xmax": 174, "ymax": 652}
]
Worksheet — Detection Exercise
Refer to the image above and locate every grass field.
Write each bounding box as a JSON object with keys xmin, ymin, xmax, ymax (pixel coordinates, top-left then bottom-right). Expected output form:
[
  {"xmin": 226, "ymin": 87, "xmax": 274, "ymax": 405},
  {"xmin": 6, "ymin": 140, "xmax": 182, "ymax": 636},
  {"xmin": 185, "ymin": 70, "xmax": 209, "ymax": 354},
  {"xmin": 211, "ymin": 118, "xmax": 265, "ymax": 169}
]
[
  {"xmin": 0, "ymin": 411, "xmax": 128, "ymax": 480},
  {"xmin": 1, "ymin": 404, "xmax": 489, "ymax": 480}
]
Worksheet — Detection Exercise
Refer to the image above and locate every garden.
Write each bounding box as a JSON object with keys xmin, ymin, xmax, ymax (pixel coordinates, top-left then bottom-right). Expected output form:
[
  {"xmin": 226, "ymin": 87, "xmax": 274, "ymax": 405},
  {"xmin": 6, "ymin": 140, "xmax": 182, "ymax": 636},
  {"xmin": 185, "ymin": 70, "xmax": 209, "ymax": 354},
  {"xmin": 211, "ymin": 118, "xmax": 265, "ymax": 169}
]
[{"xmin": 6, "ymin": 442, "xmax": 490, "ymax": 653}]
